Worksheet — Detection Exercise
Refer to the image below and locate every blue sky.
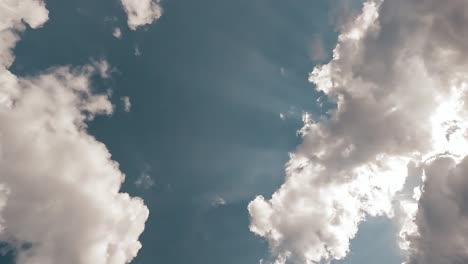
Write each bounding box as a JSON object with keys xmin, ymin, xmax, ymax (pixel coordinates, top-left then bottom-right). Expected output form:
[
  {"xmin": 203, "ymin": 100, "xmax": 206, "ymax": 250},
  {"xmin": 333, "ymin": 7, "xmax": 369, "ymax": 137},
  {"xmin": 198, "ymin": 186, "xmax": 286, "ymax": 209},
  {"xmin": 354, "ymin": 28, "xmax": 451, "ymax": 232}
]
[{"xmin": 0, "ymin": 0, "xmax": 432, "ymax": 263}]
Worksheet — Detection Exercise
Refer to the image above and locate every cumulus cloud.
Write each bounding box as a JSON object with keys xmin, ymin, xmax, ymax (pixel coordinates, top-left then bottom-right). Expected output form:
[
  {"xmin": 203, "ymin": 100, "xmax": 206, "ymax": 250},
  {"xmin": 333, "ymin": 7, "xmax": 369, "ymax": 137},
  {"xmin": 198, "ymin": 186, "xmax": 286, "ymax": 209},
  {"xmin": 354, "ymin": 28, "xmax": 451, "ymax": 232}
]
[
  {"xmin": 249, "ymin": 0, "xmax": 468, "ymax": 263},
  {"xmin": 0, "ymin": 0, "xmax": 49, "ymax": 69},
  {"xmin": 120, "ymin": 0, "xmax": 162, "ymax": 30},
  {"xmin": 0, "ymin": 1, "xmax": 149, "ymax": 264}
]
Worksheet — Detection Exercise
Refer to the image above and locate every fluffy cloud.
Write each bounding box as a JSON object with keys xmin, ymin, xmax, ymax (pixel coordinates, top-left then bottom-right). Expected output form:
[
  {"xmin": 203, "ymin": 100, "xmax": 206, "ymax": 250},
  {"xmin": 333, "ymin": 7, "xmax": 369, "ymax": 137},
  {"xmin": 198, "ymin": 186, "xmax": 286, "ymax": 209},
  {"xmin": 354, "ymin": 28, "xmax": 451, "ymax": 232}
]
[
  {"xmin": 0, "ymin": 0, "xmax": 49, "ymax": 69},
  {"xmin": 249, "ymin": 0, "xmax": 468, "ymax": 263},
  {"xmin": 0, "ymin": 1, "xmax": 149, "ymax": 264},
  {"xmin": 120, "ymin": 0, "xmax": 162, "ymax": 30}
]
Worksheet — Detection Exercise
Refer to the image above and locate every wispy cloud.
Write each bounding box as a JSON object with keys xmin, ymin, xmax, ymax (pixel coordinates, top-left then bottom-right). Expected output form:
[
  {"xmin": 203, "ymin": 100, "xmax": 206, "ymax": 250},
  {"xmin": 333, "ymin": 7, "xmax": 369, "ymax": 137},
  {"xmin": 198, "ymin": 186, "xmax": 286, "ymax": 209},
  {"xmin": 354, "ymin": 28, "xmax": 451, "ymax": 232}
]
[
  {"xmin": 121, "ymin": 96, "xmax": 132, "ymax": 112},
  {"xmin": 211, "ymin": 196, "xmax": 226, "ymax": 208},
  {"xmin": 135, "ymin": 173, "xmax": 155, "ymax": 190},
  {"xmin": 113, "ymin": 27, "xmax": 122, "ymax": 39}
]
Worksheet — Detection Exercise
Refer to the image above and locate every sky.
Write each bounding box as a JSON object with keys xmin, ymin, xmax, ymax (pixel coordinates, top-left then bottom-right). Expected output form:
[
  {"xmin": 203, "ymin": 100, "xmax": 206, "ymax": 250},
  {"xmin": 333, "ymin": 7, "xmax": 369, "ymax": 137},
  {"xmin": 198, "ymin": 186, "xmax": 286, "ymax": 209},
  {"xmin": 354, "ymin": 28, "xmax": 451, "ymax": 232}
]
[{"xmin": 2, "ymin": 0, "xmax": 468, "ymax": 264}]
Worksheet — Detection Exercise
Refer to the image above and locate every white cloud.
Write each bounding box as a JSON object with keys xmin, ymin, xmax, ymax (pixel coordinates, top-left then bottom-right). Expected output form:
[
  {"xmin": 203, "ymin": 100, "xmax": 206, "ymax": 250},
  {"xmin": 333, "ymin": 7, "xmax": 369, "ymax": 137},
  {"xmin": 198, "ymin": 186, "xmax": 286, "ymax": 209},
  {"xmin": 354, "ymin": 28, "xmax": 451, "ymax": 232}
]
[
  {"xmin": 121, "ymin": 96, "xmax": 131, "ymax": 112},
  {"xmin": 0, "ymin": 0, "xmax": 49, "ymax": 69},
  {"xmin": 113, "ymin": 27, "xmax": 122, "ymax": 39},
  {"xmin": 0, "ymin": 1, "xmax": 149, "ymax": 264},
  {"xmin": 249, "ymin": 0, "xmax": 468, "ymax": 263},
  {"xmin": 120, "ymin": 0, "xmax": 162, "ymax": 30}
]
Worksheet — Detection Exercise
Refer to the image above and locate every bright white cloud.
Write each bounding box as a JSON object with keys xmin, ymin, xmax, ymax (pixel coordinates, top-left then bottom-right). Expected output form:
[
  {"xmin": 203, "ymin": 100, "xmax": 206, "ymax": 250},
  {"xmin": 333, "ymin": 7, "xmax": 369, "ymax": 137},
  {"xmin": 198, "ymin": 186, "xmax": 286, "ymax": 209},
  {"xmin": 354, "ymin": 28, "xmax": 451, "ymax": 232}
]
[
  {"xmin": 120, "ymin": 0, "xmax": 162, "ymax": 30},
  {"xmin": 249, "ymin": 0, "xmax": 468, "ymax": 263},
  {"xmin": 0, "ymin": 1, "xmax": 149, "ymax": 264}
]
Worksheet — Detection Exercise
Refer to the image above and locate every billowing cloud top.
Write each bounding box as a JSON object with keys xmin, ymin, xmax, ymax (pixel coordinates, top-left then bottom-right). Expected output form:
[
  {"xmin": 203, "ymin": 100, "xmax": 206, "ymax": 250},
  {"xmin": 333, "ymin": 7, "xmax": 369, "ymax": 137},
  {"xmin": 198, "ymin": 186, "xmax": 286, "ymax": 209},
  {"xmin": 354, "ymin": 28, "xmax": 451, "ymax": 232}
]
[
  {"xmin": 120, "ymin": 0, "xmax": 163, "ymax": 30},
  {"xmin": 0, "ymin": 1, "xmax": 149, "ymax": 264},
  {"xmin": 249, "ymin": 0, "xmax": 468, "ymax": 263}
]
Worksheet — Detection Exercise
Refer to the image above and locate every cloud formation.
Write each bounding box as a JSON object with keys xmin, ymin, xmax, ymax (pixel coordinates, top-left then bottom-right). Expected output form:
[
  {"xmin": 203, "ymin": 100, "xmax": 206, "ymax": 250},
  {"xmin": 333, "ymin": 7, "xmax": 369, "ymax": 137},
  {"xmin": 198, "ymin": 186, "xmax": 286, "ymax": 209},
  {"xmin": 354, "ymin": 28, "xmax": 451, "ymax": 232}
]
[
  {"xmin": 0, "ymin": 1, "xmax": 148, "ymax": 264},
  {"xmin": 120, "ymin": 0, "xmax": 162, "ymax": 30},
  {"xmin": 249, "ymin": 0, "xmax": 468, "ymax": 263}
]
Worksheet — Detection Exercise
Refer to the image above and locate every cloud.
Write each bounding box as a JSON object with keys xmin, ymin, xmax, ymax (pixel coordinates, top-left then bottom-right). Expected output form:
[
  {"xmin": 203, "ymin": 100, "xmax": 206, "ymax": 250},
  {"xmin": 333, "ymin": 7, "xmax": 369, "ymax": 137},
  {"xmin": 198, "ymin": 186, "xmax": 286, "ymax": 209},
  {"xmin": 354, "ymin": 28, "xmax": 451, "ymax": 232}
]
[
  {"xmin": 406, "ymin": 156, "xmax": 468, "ymax": 264},
  {"xmin": 0, "ymin": 1, "xmax": 149, "ymax": 264},
  {"xmin": 134, "ymin": 46, "xmax": 142, "ymax": 56},
  {"xmin": 279, "ymin": 113, "xmax": 285, "ymax": 120},
  {"xmin": 121, "ymin": 96, "xmax": 131, "ymax": 112},
  {"xmin": 249, "ymin": 0, "xmax": 468, "ymax": 263},
  {"xmin": 280, "ymin": 67, "xmax": 286, "ymax": 77},
  {"xmin": 135, "ymin": 173, "xmax": 155, "ymax": 190},
  {"xmin": 211, "ymin": 196, "xmax": 226, "ymax": 208},
  {"xmin": 120, "ymin": 0, "xmax": 162, "ymax": 30},
  {"xmin": 0, "ymin": 0, "xmax": 49, "ymax": 69},
  {"xmin": 113, "ymin": 27, "xmax": 122, "ymax": 39}
]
